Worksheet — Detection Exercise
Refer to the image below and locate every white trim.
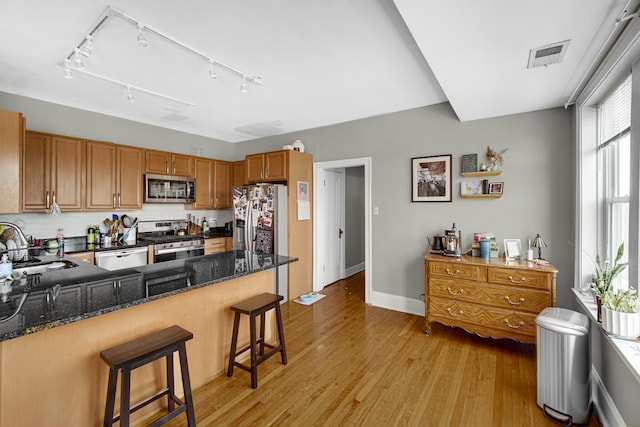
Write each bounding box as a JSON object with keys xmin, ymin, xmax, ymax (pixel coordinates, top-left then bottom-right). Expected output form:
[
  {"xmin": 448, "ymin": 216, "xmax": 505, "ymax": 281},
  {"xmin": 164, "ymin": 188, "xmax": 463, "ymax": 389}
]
[
  {"xmin": 314, "ymin": 157, "xmax": 372, "ymax": 304},
  {"xmin": 591, "ymin": 368, "xmax": 626, "ymax": 427},
  {"xmin": 370, "ymin": 291, "xmax": 424, "ymax": 317},
  {"xmin": 345, "ymin": 262, "xmax": 365, "ymax": 277}
]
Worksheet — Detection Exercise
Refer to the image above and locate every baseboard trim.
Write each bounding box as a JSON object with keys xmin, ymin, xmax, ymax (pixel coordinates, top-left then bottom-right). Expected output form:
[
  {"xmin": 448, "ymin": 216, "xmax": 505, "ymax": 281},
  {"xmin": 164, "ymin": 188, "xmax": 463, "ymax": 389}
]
[
  {"xmin": 370, "ymin": 290, "xmax": 424, "ymax": 316},
  {"xmin": 345, "ymin": 262, "xmax": 365, "ymax": 277},
  {"xmin": 591, "ymin": 367, "xmax": 625, "ymax": 427}
]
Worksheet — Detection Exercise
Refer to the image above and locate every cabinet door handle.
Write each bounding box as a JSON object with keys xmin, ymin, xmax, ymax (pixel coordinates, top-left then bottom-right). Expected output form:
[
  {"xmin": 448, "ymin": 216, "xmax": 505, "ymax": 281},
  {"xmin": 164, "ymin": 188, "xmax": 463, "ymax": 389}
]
[
  {"xmin": 445, "ymin": 268, "xmax": 461, "ymax": 276},
  {"xmin": 508, "ymin": 276, "xmax": 526, "ymax": 284},
  {"xmin": 504, "ymin": 319, "xmax": 525, "ymax": 329},
  {"xmin": 118, "ymin": 193, "xmax": 121, "ymax": 208},
  {"xmin": 172, "ymin": 161, "xmax": 176, "ymax": 174},
  {"xmin": 504, "ymin": 295, "xmax": 525, "ymax": 305},
  {"xmin": 165, "ymin": 160, "xmax": 169, "ymax": 174},
  {"xmin": 265, "ymin": 166, "xmax": 270, "ymax": 178},
  {"xmin": 52, "ymin": 191, "xmax": 56, "ymax": 204},
  {"xmin": 446, "ymin": 307, "xmax": 463, "ymax": 317},
  {"xmin": 45, "ymin": 191, "xmax": 50, "ymax": 209},
  {"xmin": 113, "ymin": 193, "xmax": 116, "ymax": 208},
  {"xmin": 446, "ymin": 287, "xmax": 464, "ymax": 296}
]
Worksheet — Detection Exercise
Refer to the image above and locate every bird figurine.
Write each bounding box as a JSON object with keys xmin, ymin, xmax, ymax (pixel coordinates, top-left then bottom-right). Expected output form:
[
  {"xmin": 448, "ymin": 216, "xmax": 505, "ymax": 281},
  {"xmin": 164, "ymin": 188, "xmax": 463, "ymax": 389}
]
[{"xmin": 486, "ymin": 146, "xmax": 509, "ymax": 170}]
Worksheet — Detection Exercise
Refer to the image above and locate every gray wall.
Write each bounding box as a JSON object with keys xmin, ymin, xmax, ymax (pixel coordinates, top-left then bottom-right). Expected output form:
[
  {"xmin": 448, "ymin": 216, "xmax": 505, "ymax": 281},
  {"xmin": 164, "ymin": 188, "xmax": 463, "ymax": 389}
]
[
  {"xmin": 236, "ymin": 102, "xmax": 576, "ymax": 307},
  {"xmin": 345, "ymin": 167, "xmax": 365, "ymax": 270}
]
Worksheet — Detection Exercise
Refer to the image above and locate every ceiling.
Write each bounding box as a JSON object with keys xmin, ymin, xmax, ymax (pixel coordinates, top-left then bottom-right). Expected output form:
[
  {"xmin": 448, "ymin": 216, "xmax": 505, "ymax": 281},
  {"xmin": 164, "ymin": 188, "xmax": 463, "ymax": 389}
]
[{"xmin": 0, "ymin": 0, "xmax": 632, "ymax": 143}]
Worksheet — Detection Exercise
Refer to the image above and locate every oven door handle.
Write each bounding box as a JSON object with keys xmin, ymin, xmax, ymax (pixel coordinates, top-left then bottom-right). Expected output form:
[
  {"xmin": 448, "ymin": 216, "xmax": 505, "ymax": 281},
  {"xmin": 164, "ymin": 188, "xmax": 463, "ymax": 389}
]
[{"xmin": 155, "ymin": 246, "xmax": 204, "ymax": 255}]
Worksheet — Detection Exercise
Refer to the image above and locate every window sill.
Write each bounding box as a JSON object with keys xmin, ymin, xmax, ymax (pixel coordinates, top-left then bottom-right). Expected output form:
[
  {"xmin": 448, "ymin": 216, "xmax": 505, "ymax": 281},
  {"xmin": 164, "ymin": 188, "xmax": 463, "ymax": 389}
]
[{"xmin": 573, "ymin": 288, "xmax": 640, "ymax": 383}]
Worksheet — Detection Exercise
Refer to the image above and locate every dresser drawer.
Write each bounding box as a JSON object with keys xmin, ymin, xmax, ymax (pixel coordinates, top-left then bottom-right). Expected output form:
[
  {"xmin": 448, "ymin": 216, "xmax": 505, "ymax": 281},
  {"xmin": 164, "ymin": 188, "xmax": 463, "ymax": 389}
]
[
  {"xmin": 429, "ymin": 261, "xmax": 481, "ymax": 281},
  {"xmin": 429, "ymin": 277, "xmax": 551, "ymax": 314},
  {"xmin": 428, "ymin": 296, "xmax": 537, "ymax": 340},
  {"xmin": 487, "ymin": 267, "xmax": 551, "ymax": 290}
]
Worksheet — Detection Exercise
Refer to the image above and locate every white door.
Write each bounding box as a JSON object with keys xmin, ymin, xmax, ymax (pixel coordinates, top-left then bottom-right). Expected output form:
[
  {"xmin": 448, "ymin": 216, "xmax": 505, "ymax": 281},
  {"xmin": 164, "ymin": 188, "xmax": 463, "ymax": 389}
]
[{"xmin": 318, "ymin": 169, "xmax": 345, "ymax": 288}]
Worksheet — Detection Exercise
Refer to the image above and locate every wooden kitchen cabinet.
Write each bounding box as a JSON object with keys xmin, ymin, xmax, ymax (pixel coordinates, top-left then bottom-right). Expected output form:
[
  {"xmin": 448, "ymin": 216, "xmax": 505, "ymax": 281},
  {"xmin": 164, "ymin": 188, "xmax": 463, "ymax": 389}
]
[
  {"xmin": 71, "ymin": 251, "xmax": 94, "ymax": 264},
  {"xmin": 232, "ymin": 160, "xmax": 246, "ymax": 188},
  {"xmin": 204, "ymin": 237, "xmax": 227, "ymax": 255},
  {"xmin": 214, "ymin": 160, "xmax": 231, "ymax": 208},
  {"xmin": 0, "ymin": 109, "xmax": 23, "ymax": 213},
  {"xmin": 145, "ymin": 149, "xmax": 193, "ymax": 176},
  {"xmin": 23, "ymin": 131, "xmax": 84, "ymax": 212},
  {"xmin": 192, "ymin": 157, "xmax": 214, "ymax": 209},
  {"xmin": 245, "ymin": 151, "xmax": 287, "ymax": 182},
  {"xmin": 86, "ymin": 141, "xmax": 143, "ymax": 210},
  {"xmin": 423, "ymin": 254, "xmax": 557, "ymax": 343}
]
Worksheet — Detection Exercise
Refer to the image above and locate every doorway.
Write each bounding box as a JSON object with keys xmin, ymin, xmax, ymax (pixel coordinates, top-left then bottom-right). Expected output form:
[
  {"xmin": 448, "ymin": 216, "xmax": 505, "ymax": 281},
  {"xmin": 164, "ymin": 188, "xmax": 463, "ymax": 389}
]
[{"xmin": 313, "ymin": 157, "xmax": 372, "ymax": 304}]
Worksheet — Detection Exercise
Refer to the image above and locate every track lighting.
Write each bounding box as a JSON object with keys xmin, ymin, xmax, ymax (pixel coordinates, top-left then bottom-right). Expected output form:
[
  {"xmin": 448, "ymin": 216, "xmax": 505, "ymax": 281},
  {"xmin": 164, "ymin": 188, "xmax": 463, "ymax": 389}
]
[
  {"xmin": 137, "ymin": 24, "xmax": 148, "ymax": 48},
  {"xmin": 208, "ymin": 61, "xmax": 217, "ymax": 79},
  {"xmin": 72, "ymin": 48, "xmax": 85, "ymax": 69},
  {"xmin": 63, "ymin": 59, "xmax": 73, "ymax": 79},
  {"xmin": 79, "ymin": 35, "xmax": 93, "ymax": 58},
  {"xmin": 126, "ymin": 86, "xmax": 135, "ymax": 102},
  {"xmin": 240, "ymin": 76, "xmax": 248, "ymax": 93}
]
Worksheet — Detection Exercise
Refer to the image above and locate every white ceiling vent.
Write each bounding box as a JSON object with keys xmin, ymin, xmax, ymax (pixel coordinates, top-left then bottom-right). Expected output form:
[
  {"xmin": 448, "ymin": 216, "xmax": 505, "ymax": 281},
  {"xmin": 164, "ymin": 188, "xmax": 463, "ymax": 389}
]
[{"xmin": 527, "ymin": 40, "xmax": 570, "ymax": 69}]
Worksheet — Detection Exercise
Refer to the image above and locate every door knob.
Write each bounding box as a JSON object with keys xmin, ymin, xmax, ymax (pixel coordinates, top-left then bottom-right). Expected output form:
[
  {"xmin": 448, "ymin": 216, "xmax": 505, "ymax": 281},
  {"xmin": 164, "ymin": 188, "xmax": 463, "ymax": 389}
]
[{"xmin": 339, "ymin": 228, "xmax": 344, "ymax": 238}]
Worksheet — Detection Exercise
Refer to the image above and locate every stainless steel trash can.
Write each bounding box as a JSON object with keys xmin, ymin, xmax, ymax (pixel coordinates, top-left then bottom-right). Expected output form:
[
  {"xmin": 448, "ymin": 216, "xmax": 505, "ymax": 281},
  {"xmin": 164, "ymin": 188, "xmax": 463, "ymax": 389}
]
[{"xmin": 536, "ymin": 307, "xmax": 590, "ymax": 425}]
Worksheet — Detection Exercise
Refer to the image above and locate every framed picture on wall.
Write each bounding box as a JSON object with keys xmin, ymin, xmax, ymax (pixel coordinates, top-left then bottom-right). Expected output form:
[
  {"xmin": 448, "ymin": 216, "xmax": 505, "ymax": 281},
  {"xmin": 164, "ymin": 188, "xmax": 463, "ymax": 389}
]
[
  {"xmin": 488, "ymin": 182, "xmax": 504, "ymax": 194},
  {"xmin": 411, "ymin": 154, "xmax": 452, "ymax": 202}
]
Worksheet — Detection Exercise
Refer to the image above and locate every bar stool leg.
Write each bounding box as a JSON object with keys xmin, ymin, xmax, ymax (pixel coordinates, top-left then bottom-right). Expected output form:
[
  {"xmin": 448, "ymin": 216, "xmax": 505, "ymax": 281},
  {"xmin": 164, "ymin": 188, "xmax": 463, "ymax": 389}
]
[
  {"xmin": 166, "ymin": 354, "xmax": 175, "ymax": 412},
  {"xmin": 250, "ymin": 313, "xmax": 258, "ymax": 389},
  {"xmin": 227, "ymin": 312, "xmax": 240, "ymax": 377},
  {"xmin": 179, "ymin": 343, "xmax": 197, "ymax": 426},
  {"xmin": 104, "ymin": 368, "xmax": 118, "ymax": 427},
  {"xmin": 275, "ymin": 303, "xmax": 288, "ymax": 365},
  {"xmin": 259, "ymin": 312, "xmax": 266, "ymax": 356},
  {"xmin": 120, "ymin": 368, "xmax": 131, "ymax": 427}
]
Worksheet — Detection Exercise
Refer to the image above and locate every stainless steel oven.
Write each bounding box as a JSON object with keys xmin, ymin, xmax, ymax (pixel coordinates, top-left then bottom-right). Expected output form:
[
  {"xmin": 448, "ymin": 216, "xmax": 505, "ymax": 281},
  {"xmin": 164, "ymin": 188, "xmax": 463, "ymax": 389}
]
[
  {"xmin": 153, "ymin": 239, "xmax": 204, "ymax": 263},
  {"xmin": 144, "ymin": 269, "xmax": 192, "ymax": 297}
]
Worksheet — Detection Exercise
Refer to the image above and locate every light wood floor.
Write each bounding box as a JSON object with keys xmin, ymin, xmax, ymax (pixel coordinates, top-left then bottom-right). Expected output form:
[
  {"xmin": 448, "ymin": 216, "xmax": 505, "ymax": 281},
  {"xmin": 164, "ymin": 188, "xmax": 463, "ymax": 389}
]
[{"xmin": 154, "ymin": 271, "xmax": 599, "ymax": 426}]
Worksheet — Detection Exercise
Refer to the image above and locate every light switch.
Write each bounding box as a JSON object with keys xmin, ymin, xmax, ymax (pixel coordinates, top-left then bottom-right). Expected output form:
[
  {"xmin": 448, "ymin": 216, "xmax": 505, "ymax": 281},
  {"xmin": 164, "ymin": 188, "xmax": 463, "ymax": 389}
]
[{"xmin": 373, "ymin": 206, "xmax": 379, "ymax": 215}]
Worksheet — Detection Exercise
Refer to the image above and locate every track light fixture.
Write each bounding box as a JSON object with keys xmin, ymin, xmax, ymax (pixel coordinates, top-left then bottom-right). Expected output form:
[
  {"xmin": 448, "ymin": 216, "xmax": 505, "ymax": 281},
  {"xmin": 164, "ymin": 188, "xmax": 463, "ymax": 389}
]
[
  {"xmin": 126, "ymin": 86, "xmax": 135, "ymax": 102},
  {"xmin": 136, "ymin": 24, "xmax": 148, "ymax": 48},
  {"xmin": 79, "ymin": 35, "xmax": 93, "ymax": 58},
  {"xmin": 60, "ymin": 6, "xmax": 263, "ymax": 101}
]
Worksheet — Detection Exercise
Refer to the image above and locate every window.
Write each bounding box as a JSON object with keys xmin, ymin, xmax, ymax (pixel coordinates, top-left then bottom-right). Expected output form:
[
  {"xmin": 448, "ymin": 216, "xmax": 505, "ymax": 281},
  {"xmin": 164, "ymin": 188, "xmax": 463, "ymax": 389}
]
[{"xmin": 597, "ymin": 75, "xmax": 631, "ymax": 289}]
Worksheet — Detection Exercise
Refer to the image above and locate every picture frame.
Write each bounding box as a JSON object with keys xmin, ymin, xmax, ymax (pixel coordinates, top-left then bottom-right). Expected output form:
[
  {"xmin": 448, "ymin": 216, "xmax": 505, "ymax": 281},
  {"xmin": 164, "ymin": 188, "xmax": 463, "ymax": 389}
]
[
  {"xmin": 488, "ymin": 181, "xmax": 504, "ymax": 194},
  {"xmin": 504, "ymin": 239, "xmax": 522, "ymax": 260},
  {"xmin": 460, "ymin": 180, "xmax": 482, "ymax": 196},
  {"xmin": 461, "ymin": 153, "xmax": 478, "ymax": 173},
  {"xmin": 411, "ymin": 154, "xmax": 452, "ymax": 202}
]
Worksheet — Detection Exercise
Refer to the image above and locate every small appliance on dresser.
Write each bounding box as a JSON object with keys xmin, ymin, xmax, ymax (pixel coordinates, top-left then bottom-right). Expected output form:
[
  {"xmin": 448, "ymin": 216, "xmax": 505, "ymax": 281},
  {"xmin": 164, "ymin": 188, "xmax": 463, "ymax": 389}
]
[
  {"xmin": 233, "ymin": 184, "xmax": 288, "ymax": 301},
  {"xmin": 137, "ymin": 219, "xmax": 205, "ymax": 263}
]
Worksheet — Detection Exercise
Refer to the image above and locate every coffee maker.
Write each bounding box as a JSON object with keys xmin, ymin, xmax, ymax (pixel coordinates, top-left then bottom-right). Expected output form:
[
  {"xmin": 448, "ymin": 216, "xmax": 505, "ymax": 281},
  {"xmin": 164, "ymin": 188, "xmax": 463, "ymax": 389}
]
[{"xmin": 443, "ymin": 223, "xmax": 462, "ymax": 257}]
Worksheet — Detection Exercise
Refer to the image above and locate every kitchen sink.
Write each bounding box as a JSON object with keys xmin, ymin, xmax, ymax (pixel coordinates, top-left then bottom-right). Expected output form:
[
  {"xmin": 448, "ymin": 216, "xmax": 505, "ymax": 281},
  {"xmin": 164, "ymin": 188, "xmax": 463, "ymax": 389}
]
[{"xmin": 13, "ymin": 259, "xmax": 78, "ymax": 276}]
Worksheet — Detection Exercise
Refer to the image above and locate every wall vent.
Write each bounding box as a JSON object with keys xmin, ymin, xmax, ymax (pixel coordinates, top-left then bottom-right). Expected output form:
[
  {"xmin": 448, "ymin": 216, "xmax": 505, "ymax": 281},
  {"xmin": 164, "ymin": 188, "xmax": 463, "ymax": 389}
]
[{"xmin": 527, "ymin": 40, "xmax": 570, "ymax": 69}]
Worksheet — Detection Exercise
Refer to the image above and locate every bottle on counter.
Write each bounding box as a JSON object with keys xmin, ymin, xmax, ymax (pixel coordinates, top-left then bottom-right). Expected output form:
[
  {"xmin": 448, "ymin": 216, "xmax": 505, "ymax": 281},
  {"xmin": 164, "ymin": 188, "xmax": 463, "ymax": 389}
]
[
  {"xmin": 87, "ymin": 226, "xmax": 95, "ymax": 244},
  {"xmin": 202, "ymin": 217, "xmax": 209, "ymax": 235},
  {"xmin": 94, "ymin": 226, "xmax": 101, "ymax": 245},
  {"xmin": 57, "ymin": 228, "xmax": 64, "ymax": 257}
]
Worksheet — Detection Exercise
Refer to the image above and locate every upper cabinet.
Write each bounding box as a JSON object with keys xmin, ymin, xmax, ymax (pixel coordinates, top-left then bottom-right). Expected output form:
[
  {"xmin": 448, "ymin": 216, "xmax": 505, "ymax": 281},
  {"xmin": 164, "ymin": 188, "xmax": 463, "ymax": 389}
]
[
  {"xmin": 145, "ymin": 149, "xmax": 193, "ymax": 176},
  {"xmin": 86, "ymin": 141, "xmax": 143, "ymax": 210},
  {"xmin": 0, "ymin": 109, "xmax": 23, "ymax": 213},
  {"xmin": 23, "ymin": 131, "xmax": 84, "ymax": 212},
  {"xmin": 232, "ymin": 160, "xmax": 245, "ymax": 188},
  {"xmin": 246, "ymin": 151, "xmax": 287, "ymax": 182},
  {"xmin": 213, "ymin": 161, "xmax": 231, "ymax": 209}
]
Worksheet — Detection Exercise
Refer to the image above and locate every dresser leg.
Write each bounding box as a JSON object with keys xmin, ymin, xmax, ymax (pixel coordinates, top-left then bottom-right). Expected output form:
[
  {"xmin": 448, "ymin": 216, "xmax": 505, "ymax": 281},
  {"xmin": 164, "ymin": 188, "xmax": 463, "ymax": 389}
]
[{"xmin": 424, "ymin": 324, "xmax": 432, "ymax": 335}]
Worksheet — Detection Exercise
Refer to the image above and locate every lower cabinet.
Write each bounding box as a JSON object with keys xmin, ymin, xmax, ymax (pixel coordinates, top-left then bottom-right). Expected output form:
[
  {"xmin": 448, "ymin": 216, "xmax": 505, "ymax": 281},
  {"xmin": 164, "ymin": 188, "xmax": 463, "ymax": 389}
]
[
  {"xmin": 86, "ymin": 274, "xmax": 143, "ymax": 311},
  {"xmin": 23, "ymin": 285, "xmax": 84, "ymax": 326},
  {"xmin": 205, "ymin": 237, "xmax": 228, "ymax": 255},
  {"xmin": 424, "ymin": 254, "xmax": 557, "ymax": 343}
]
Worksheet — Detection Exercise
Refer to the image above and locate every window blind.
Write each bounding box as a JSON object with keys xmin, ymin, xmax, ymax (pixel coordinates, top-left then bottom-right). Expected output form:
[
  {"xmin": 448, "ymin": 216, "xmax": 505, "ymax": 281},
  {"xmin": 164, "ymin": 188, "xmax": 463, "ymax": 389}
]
[{"xmin": 598, "ymin": 74, "xmax": 632, "ymax": 148}]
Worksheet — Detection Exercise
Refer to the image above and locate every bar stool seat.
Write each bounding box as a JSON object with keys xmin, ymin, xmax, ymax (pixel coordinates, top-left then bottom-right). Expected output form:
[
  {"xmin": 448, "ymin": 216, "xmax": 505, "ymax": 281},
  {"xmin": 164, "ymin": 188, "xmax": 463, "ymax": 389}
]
[
  {"xmin": 227, "ymin": 292, "xmax": 287, "ymax": 388},
  {"xmin": 100, "ymin": 325, "xmax": 196, "ymax": 427}
]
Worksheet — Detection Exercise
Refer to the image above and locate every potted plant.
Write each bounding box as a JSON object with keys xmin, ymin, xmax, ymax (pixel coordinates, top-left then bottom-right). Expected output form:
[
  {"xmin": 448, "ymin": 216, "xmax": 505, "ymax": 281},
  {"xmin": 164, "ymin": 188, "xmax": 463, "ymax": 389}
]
[
  {"xmin": 601, "ymin": 288, "xmax": 640, "ymax": 338},
  {"xmin": 590, "ymin": 242, "xmax": 627, "ymax": 322}
]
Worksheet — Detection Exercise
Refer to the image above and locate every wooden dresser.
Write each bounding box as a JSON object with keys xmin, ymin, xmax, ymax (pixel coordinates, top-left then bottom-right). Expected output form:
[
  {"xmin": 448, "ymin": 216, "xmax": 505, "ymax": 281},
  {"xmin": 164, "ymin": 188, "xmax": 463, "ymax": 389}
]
[{"xmin": 424, "ymin": 254, "xmax": 557, "ymax": 343}]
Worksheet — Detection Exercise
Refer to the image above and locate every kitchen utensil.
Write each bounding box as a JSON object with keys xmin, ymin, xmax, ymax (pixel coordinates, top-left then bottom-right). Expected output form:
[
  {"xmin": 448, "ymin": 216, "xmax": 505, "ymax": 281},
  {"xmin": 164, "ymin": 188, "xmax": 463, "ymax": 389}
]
[
  {"xmin": 121, "ymin": 215, "xmax": 133, "ymax": 228},
  {"xmin": 429, "ymin": 235, "xmax": 444, "ymax": 252}
]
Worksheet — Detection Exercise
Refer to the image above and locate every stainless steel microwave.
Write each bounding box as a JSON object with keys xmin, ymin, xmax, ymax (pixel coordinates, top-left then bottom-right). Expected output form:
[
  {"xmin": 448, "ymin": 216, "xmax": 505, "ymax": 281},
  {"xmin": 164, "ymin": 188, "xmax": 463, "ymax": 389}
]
[{"xmin": 144, "ymin": 174, "xmax": 195, "ymax": 203}]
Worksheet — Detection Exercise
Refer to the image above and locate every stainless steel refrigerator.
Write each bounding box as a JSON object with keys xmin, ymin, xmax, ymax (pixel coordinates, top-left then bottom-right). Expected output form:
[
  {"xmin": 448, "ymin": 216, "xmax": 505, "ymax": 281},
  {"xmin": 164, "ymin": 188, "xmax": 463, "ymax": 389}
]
[{"xmin": 233, "ymin": 184, "xmax": 288, "ymax": 301}]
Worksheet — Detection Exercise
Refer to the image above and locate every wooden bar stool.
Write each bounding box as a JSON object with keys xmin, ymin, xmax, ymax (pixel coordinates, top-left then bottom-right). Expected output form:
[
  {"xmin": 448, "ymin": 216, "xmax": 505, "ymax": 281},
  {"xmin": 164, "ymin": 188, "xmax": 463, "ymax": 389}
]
[
  {"xmin": 227, "ymin": 292, "xmax": 287, "ymax": 389},
  {"xmin": 100, "ymin": 325, "xmax": 196, "ymax": 427}
]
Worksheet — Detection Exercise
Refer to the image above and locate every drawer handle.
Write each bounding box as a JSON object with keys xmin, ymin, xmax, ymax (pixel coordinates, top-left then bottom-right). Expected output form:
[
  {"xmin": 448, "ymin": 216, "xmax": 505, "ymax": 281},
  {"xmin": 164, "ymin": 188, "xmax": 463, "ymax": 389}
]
[
  {"xmin": 446, "ymin": 307, "xmax": 464, "ymax": 317},
  {"xmin": 445, "ymin": 268, "xmax": 461, "ymax": 276},
  {"xmin": 504, "ymin": 319, "xmax": 525, "ymax": 329},
  {"xmin": 508, "ymin": 275, "xmax": 526, "ymax": 284},
  {"xmin": 447, "ymin": 287, "xmax": 464, "ymax": 296},
  {"xmin": 504, "ymin": 295, "xmax": 525, "ymax": 305}
]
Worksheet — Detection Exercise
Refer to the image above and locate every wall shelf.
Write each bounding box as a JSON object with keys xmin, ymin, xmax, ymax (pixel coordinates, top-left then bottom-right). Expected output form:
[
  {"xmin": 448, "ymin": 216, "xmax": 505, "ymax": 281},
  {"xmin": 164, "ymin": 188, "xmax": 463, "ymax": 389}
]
[
  {"xmin": 460, "ymin": 170, "xmax": 502, "ymax": 177},
  {"xmin": 460, "ymin": 194, "xmax": 502, "ymax": 199}
]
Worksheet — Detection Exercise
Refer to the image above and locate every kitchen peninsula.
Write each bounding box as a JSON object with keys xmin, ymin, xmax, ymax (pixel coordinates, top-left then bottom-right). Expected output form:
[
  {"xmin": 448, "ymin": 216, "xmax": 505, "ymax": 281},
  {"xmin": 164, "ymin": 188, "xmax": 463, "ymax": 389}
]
[{"xmin": 0, "ymin": 250, "xmax": 296, "ymax": 427}]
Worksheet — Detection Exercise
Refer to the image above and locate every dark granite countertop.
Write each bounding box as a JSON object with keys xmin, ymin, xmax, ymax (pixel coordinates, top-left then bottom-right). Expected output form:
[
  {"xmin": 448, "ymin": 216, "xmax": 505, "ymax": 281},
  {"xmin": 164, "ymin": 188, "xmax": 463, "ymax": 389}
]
[{"xmin": 0, "ymin": 250, "xmax": 296, "ymax": 342}]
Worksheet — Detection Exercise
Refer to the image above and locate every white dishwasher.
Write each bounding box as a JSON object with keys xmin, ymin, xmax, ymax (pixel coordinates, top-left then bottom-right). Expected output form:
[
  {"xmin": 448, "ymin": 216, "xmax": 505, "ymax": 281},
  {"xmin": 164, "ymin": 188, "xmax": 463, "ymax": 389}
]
[{"xmin": 94, "ymin": 247, "xmax": 148, "ymax": 271}]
